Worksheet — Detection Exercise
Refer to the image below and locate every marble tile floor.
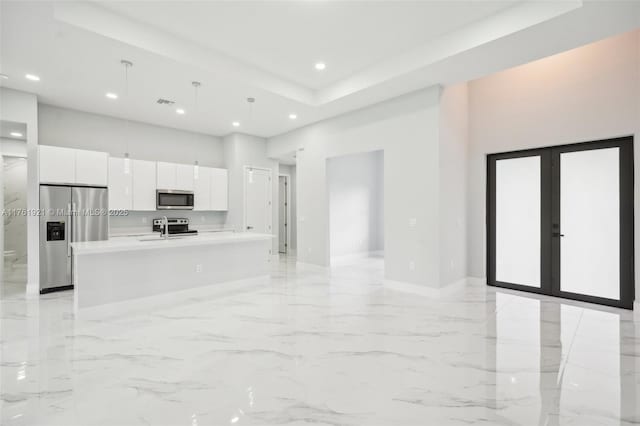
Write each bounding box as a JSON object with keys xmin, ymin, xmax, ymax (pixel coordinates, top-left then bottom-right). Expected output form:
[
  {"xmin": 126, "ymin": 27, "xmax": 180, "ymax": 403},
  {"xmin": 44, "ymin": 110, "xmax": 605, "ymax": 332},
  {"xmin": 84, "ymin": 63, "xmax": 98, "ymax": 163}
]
[{"xmin": 1, "ymin": 255, "xmax": 639, "ymax": 425}]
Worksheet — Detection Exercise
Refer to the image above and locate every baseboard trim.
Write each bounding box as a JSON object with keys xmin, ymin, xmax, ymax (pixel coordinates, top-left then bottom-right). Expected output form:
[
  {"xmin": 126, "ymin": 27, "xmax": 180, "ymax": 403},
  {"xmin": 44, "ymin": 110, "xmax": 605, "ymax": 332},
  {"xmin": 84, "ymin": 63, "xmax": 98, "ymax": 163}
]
[
  {"xmin": 331, "ymin": 251, "xmax": 384, "ymax": 265},
  {"xmin": 384, "ymin": 277, "xmax": 471, "ymax": 298}
]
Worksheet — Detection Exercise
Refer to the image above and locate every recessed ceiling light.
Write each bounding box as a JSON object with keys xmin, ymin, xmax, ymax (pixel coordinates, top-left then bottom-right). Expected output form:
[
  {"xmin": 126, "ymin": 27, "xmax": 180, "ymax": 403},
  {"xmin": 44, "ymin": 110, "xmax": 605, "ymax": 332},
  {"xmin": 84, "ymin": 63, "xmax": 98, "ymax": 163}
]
[
  {"xmin": 105, "ymin": 92, "xmax": 118, "ymax": 100},
  {"xmin": 25, "ymin": 74, "xmax": 40, "ymax": 81},
  {"xmin": 232, "ymin": 121, "xmax": 240, "ymax": 127},
  {"xmin": 176, "ymin": 108, "xmax": 185, "ymax": 115},
  {"xmin": 314, "ymin": 62, "xmax": 326, "ymax": 71},
  {"xmin": 10, "ymin": 132, "xmax": 23, "ymax": 137},
  {"xmin": 0, "ymin": 73, "xmax": 8, "ymax": 80},
  {"xmin": 289, "ymin": 114, "xmax": 297, "ymax": 120}
]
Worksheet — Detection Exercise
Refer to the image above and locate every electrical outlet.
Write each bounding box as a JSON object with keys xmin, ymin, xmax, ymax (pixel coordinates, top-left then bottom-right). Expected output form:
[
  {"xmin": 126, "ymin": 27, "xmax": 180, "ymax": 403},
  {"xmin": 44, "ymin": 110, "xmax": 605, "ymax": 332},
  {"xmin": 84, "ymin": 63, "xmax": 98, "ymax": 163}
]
[
  {"xmin": 141, "ymin": 217, "xmax": 147, "ymax": 224},
  {"xmin": 201, "ymin": 216, "xmax": 205, "ymax": 222},
  {"xmin": 195, "ymin": 264, "xmax": 202, "ymax": 273},
  {"xmin": 308, "ymin": 247, "xmax": 312, "ymax": 253},
  {"xmin": 409, "ymin": 218, "xmax": 417, "ymax": 227},
  {"xmin": 409, "ymin": 261, "xmax": 415, "ymax": 271}
]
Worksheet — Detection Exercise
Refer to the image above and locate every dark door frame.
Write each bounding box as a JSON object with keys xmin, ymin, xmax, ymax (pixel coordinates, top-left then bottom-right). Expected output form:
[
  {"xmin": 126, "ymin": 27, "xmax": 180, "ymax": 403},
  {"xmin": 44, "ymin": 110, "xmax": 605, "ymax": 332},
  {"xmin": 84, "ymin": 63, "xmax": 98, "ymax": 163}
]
[{"xmin": 487, "ymin": 136, "xmax": 634, "ymax": 309}]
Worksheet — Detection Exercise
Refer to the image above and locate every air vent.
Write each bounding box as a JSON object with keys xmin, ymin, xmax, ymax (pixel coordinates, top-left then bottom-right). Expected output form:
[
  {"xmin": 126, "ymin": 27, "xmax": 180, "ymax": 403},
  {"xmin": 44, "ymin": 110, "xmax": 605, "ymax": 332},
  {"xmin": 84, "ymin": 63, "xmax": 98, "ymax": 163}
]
[{"xmin": 157, "ymin": 98, "xmax": 175, "ymax": 105}]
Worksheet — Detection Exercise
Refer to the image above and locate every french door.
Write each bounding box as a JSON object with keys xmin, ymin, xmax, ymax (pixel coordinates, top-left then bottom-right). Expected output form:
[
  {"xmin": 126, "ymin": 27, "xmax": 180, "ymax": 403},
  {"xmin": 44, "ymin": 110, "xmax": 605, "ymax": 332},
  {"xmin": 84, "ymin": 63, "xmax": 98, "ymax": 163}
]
[{"xmin": 487, "ymin": 137, "xmax": 634, "ymax": 309}]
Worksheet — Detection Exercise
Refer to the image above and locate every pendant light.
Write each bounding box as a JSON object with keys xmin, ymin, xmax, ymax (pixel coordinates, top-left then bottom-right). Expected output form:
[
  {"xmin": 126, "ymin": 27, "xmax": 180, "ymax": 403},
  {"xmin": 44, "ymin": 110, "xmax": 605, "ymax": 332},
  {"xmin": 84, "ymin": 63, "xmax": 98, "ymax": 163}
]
[
  {"xmin": 192, "ymin": 81, "xmax": 201, "ymax": 179},
  {"xmin": 121, "ymin": 59, "xmax": 134, "ymax": 174}
]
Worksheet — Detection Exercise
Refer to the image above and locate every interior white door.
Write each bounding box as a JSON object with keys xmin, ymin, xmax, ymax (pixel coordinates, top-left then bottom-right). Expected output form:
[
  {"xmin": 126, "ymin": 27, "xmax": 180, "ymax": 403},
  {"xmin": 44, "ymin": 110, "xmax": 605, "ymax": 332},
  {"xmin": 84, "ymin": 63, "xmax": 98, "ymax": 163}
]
[
  {"xmin": 559, "ymin": 147, "xmax": 620, "ymax": 299},
  {"xmin": 495, "ymin": 155, "xmax": 541, "ymax": 288},
  {"xmin": 244, "ymin": 168, "xmax": 272, "ymax": 234},
  {"xmin": 278, "ymin": 176, "xmax": 287, "ymax": 253}
]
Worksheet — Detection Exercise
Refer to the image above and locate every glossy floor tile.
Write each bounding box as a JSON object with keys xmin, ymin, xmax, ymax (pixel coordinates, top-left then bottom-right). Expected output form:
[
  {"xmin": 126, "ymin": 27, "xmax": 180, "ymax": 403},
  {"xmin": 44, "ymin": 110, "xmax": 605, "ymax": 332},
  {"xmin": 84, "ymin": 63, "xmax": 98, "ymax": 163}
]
[{"xmin": 1, "ymin": 256, "xmax": 639, "ymax": 425}]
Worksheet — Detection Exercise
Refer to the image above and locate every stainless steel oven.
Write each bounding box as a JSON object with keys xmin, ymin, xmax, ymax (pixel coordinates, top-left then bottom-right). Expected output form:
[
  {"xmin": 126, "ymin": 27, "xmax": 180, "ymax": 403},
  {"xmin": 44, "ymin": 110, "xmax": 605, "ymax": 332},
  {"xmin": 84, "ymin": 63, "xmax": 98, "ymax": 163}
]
[{"xmin": 156, "ymin": 189, "xmax": 194, "ymax": 210}]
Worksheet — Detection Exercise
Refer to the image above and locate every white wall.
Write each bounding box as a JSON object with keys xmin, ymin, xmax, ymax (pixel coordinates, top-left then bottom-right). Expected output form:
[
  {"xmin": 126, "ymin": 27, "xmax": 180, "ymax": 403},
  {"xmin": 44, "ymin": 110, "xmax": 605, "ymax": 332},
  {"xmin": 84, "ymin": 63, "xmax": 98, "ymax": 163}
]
[
  {"xmin": 1, "ymin": 138, "xmax": 28, "ymax": 157},
  {"xmin": 439, "ymin": 83, "xmax": 469, "ymax": 286},
  {"xmin": 224, "ymin": 133, "xmax": 279, "ymax": 253},
  {"xmin": 278, "ymin": 164, "xmax": 297, "ymax": 250},
  {"xmin": 269, "ymin": 87, "xmax": 442, "ymax": 286},
  {"xmin": 467, "ymin": 30, "xmax": 640, "ymax": 303},
  {"xmin": 3, "ymin": 156, "xmax": 28, "ymax": 280},
  {"xmin": 328, "ymin": 150, "xmax": 384, "ymax": 258},
  {"xmin": 0, "ymin": 88, "xmax": 38, "ymax": 293},
  {"xmin": 38, "ymin": 104, "xmax": 224, "ymax": 166}
]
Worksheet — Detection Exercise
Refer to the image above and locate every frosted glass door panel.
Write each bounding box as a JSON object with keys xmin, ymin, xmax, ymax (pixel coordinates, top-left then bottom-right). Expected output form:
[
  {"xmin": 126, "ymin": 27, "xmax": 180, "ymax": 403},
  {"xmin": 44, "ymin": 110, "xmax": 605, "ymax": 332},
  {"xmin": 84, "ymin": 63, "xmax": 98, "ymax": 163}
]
[
  {"xmin": 560, "ymin": 148, "xmax": 619, "ymax": 300},
  {"xmin": 495, "ymin": 156, "xmax": 541, "ymax": 287}
]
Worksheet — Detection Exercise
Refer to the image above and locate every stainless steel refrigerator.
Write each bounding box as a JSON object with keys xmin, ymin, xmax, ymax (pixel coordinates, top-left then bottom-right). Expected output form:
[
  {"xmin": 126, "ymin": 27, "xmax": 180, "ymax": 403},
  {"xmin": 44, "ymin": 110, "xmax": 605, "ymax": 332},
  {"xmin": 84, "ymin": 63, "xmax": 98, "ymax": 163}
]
[{"xmin": 39, "ymin": 185, "xmax": 108, "ymax": 293}]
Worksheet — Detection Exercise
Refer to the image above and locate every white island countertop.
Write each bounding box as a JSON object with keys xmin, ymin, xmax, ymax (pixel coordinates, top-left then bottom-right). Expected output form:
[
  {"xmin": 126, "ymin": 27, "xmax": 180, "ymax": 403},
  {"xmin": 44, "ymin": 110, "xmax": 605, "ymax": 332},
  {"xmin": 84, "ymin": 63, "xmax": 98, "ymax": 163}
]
[{"xmin": 72, "ymin": 232, "xmax": 273, "ymax": 255}]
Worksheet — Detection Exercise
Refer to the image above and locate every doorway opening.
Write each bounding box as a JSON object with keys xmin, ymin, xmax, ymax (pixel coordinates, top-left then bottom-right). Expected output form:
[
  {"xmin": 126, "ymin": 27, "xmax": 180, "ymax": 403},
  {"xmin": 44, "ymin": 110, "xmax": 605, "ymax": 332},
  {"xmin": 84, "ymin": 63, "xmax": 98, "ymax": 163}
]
[
  {"xmin": 1, "ymin": 120, "xmax": 28, "ymax": 293},
  {"xmin": 327, "ymin": 150, "xmax": 384, "ymax": 270},
  {"xmin": 487, "ymin": 136, "xmax": 634, "ymax": 309},
  {"xmin": 277, "ymin": 166, "xmax": 296, "ymax": 255}
]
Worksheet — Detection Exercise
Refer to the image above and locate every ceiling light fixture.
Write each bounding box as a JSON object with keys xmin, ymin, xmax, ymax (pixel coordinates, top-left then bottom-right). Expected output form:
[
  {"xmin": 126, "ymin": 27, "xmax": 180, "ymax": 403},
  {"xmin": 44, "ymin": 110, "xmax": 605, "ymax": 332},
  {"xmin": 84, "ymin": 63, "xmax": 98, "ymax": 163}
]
[
  {"xmin": 25, "ymin": 74, "xmax": 40, "ymax": 81},
  {"xmin": 314, "ymin": 62, "xmax": 326, "ymax": 71},
  {"xmin": 10, "ymin": 132, "xmax": 23, "ymax": 137},
  {"xmin": 0, "ymin": 73, "xmax": 8, "ymax": 80},
  {"xmin": 106, "ymin": 92, "xmax": 118, "ymax": 100},
  {"xmin": 176, "ymin": 108, "xmax": 186, "ymax": 115},
  {"xmin": 289, "ymin": 114, "xmax": 297, "ymax": 120},
  {"xmin": 232, "ymin": 121, "xmax": 240, "ymax": 127}
]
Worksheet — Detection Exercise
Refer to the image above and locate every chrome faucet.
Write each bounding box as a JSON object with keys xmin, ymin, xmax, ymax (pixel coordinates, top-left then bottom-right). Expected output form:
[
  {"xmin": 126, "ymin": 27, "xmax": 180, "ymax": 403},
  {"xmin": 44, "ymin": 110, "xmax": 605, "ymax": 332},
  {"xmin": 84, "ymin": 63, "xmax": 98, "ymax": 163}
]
[{"xmin": 162, "ymin": 216, "xmax": 169, "ymax": 239}]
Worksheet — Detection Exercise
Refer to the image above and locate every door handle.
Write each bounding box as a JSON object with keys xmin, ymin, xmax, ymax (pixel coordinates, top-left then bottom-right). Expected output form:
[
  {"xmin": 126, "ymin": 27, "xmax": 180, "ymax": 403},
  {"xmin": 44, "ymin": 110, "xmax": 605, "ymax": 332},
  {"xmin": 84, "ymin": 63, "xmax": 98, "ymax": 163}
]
[
  {"xmin": 247, "ymin": 226, "xmax": 253, "ymax": 230},
  {"xmin": 552, "ymin": 232, "xmax": 565, "ymax": 237},
  {"xmin": 67, "ymin": 203, "xmax": 71, "ymax": 257}
]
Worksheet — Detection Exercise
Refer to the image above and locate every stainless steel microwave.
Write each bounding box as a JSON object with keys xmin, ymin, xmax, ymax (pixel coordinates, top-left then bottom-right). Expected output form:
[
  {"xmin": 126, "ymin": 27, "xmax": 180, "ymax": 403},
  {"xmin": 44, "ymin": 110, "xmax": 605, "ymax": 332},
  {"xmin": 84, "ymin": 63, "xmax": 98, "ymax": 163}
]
[{"xmin": 156, "ymin": 189, "xmax": 194, "ymax": 210}]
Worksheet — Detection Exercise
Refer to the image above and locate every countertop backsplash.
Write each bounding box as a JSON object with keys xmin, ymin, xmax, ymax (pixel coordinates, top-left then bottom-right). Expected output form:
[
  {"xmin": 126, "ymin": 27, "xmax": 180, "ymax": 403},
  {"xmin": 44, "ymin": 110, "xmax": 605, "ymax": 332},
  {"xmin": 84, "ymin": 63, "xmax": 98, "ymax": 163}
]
[{"xmin": 109, "ymin": 210, "xmax": 229, "ymax": 237}]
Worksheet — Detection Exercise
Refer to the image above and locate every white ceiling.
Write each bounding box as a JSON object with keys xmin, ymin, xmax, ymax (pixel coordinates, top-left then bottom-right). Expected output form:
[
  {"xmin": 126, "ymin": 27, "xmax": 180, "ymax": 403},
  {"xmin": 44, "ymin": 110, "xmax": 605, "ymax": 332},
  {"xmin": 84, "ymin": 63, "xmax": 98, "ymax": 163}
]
[
  {"xmin": 97, "ymin": 0, "xmax": 521, "ymax": 89},
  {"xmin": 1, "ymin": 1, "xmax": 638, "ymax": 138}
]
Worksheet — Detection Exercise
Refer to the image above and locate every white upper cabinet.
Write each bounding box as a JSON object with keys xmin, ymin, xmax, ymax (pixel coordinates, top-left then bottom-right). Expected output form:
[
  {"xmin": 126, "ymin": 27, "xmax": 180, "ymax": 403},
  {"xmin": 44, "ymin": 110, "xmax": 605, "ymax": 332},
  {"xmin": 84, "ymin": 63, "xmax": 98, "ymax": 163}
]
[
  {"xmin": 75, "ymin": 149, "xmax": 109, "ymax": 186},
  {"xmin": 39, "ymin": 145, "xmax": 76, "ymax": 184},
  {"xmin": 108, "ymin": 157, "xmax": 133, "ymax": 210},
  {"xmin": 132, "ymin": 159, "xmax": 157, "ymax": 211},
  {"xmin": 39, "ymin": 145, "xmax": 108, "ymax": 186},
  {"xmin": 157, "ymin": 162, "xmax": 194, "ymax": 191},
  {"xmin": 156, "ymin": 161, "xmax": 177, "ymax": 190},
  {"xmin": 193, "ymin": 167, "xmax": 211, "ymax": 211},
  {"xmin": 211, "ymin": 168, "xmax": 228, "ymax": 211},
  {"xmin": 176, "ymin": 164, "xmax": 195, "ymax": 191}
]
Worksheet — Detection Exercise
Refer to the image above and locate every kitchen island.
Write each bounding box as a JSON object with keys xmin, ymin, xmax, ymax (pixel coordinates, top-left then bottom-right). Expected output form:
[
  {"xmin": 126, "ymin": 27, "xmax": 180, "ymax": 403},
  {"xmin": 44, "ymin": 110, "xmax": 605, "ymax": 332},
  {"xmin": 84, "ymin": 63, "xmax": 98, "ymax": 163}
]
[{"xmin": 71, "ymin": 232, "xmax": 273, "ymax": 309}]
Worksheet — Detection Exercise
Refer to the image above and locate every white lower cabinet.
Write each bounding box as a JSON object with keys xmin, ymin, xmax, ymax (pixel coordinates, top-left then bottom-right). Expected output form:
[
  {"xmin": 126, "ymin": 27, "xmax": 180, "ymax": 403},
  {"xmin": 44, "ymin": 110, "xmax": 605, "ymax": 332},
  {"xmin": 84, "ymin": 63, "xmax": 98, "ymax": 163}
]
[
  {"xmin": 108, "ymin": 158, "xmax": 133, "ymax": 210},
  {"xmin": 132, "ymin": 160, "xmax": 157, "ymax": 210}
]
